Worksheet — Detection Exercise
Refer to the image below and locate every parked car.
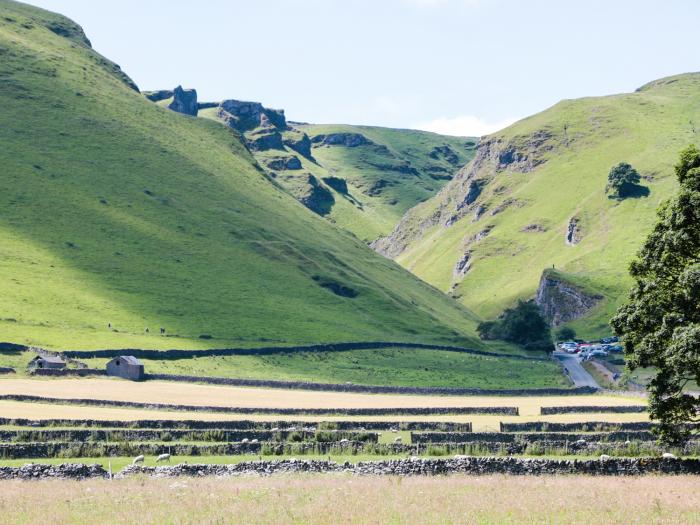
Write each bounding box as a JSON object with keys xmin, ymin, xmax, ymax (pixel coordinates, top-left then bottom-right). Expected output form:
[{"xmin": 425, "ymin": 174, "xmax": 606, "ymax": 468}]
[{"xmin": 609, "ymin": 345, "xmax": 623, "ymax": 352}]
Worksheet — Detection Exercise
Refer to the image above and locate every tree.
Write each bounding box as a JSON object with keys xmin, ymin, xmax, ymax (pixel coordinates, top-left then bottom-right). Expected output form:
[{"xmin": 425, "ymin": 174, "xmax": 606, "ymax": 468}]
[
  {"xmin": 555, "ymin": 326, "xmax": 576, "ymax": 341},
  {"xmin": 606, "ymin": 162, "xmax": 641, "ymax": 198},
  {"xmin": 611, "ymin": 145, "xmax": 700, "ymax": 445},
  {"xmin": 477, "ymin": 300, "xmax": 553, "ymax": 352}
]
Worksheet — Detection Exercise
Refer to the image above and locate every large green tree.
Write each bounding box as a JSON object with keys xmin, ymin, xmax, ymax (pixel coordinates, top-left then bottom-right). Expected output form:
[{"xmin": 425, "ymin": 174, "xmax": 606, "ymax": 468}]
[
  {"xmin": 606, "ymin": 162, "xmax": 641, "ymax": 198},
  {"xmin": 611, "ymin": 145, "xmax": 700, "ymax": 444}
]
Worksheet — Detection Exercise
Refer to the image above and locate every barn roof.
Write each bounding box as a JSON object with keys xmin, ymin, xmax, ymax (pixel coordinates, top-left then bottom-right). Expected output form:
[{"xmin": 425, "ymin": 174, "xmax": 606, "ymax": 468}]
[
  {"xmin": 32, "ymin": 355, "xmax": 65, "ymax": 364},
  {"xmin": 112, "ymin": 355, "xmax": 142, "ymax": 365}
]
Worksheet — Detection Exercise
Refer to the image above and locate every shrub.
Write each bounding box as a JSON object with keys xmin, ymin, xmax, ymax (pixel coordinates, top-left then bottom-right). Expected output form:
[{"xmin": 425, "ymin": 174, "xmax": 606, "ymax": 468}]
[{"xmin": 606, "ymin": 162, "xmax": 641, "ymax": 198}]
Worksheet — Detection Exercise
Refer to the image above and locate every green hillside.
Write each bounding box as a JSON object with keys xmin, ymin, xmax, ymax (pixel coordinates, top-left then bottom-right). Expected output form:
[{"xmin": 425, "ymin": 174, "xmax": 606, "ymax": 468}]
[
  {"xmin": 375, "ymin": 73, "xmax": 700, "ymax": 337},
  {"xmin": 0, "ymin": 0, "xmax": 492, "ymax": 352},
  {"xmin": 196, "ymin": 104, "xmax": 476, "ymax": 242}
]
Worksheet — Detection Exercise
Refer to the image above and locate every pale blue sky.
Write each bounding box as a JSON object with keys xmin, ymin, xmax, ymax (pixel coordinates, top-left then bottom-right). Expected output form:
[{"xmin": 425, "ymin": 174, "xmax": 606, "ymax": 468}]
[{"xmin": 29, "ymin": 0, "xmax": 700, "ymax": 135}]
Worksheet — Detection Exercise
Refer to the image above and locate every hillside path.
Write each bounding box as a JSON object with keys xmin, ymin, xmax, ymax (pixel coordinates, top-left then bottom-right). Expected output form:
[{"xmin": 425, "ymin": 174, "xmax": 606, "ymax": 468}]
[{"xmin": 553, "ymin": 351, "xmax": 600, "ymax": 389}]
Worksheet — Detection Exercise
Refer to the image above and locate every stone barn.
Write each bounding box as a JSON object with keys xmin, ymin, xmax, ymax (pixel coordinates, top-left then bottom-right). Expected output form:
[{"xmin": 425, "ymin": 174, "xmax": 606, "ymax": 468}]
[
  {"xmin": 106, "ymin": 356, "xmax": 144, "ymax": 381},
  {"xmin": 28, "ymin": 355, "xmax": 66, "ymax": 370}
]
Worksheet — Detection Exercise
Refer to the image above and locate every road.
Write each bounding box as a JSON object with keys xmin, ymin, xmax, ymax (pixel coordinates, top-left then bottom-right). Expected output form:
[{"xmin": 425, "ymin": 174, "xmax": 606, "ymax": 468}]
[{"xmin": 553, "ymin": 351, "xmax": 600, "ymax": 389}]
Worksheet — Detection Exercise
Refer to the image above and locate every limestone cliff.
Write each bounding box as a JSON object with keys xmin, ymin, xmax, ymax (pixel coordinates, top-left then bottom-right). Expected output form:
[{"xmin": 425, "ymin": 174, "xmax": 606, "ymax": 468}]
[{"xmin": 535, "ymin": 270, "xmax": 603, "ymax": 326}]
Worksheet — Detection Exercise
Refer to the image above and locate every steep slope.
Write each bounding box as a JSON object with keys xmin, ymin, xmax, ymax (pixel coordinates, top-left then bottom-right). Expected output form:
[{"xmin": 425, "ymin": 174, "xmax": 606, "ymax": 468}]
[
  {"xmin": 375, "ymin": 73, "xmax": 700, "ymax": 337},
  {"xmin": 195, "ymin": 102, "xmax": 475, "ymax": 242},
  {"xmin": 0, "ymin": 0, "xmax": 485, "ymax": 351}
]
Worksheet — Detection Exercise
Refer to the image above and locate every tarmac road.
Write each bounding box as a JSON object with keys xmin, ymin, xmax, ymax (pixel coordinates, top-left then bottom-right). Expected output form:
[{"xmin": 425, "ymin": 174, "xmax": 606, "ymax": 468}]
[{"xmin": 553, "ymin": 351, "xmax": 600, "ymax": 389}]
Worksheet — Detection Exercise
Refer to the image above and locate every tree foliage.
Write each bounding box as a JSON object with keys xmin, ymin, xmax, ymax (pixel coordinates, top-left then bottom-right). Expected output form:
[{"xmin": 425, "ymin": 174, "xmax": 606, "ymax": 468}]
[
  {"xmin": 606, "ymin": 162, "xmax": 641, "ymax": 198},
  {"xmin": 555, "ymin": 326, "xmax": 576, "ymax": 341},
  {"xmin": 611, "ymin": 145, "xmax": 700, "ymax": 445},
  {"xmin": 477, "ymin": 300, "xmax": 552, "ymax": 352}
]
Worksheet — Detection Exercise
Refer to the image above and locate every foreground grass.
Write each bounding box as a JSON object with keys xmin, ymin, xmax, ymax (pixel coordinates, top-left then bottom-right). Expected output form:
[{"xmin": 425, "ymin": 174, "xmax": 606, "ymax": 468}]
[
  {"xmin": 77, "ymin": 347, "xmax": 567, "ymax": 389},
  {"xmin": 0, "ymin": 475, "xmax": 697, "ymax": 524}
]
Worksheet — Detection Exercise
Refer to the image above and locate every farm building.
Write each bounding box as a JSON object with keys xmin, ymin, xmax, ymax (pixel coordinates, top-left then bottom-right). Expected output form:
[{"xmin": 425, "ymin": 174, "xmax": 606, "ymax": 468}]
[
  {"xmin": 106, "ymin": 356, "xmax": 145, "ymax": 381},
  {"xmin": 28, "ymin": 355, "xmax": 66, "ymax": 370}
]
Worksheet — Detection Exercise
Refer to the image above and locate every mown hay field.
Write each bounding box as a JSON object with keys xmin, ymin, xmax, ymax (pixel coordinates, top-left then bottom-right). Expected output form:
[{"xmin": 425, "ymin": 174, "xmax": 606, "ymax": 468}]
[
  {"xmin": 0, "ymin": 474, "xmax": 697, "ymax": 524},
  {"xmin": 0, "ymin": 378, "xmax": 645, "ymax": 412}
]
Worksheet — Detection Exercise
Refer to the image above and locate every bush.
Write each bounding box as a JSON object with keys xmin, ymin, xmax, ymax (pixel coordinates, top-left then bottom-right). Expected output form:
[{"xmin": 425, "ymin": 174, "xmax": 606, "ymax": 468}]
[{"xmin": 477, "ymin": 300, "xmax": 552, "ymax": 351}]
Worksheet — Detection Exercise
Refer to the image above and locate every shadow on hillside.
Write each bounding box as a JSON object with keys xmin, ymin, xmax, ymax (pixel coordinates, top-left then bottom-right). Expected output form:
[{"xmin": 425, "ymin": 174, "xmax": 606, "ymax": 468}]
[{"xmin": 608, "ymin": 184, "xmax": 650, "ymax": 200}]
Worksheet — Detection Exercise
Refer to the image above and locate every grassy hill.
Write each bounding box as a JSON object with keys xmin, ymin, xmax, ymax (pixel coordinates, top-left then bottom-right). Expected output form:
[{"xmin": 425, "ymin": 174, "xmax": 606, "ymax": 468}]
[
  {"xmin": 375, "ymin": 73, "xmax": 700, "ymax": 338},
  {"xmin": 0, "ymin": 0, "xmax": 495, "ymax": 352},
  {"xmin": 196, "ymin": 105, "xmax": 476, "ymax": 242}
]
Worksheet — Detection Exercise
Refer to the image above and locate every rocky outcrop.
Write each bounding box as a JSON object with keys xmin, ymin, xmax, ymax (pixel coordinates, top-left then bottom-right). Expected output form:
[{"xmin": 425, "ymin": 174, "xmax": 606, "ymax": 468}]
[
  {"xmin": 322, "ymin": 177, "xmax": 348, "ymax": 194},
  {"xmin": 566, "ymin": 216, "xmax": 582, "ymax": 245},
  {"xmin": 374, "ymin": 128, "xmax": 559, "ymax": 259},
  {"xmin": 312, "ymin": 133, "xmax": 371, "ymax": 147},
  {"xmin": 429, "ymin": 145, "xmax": 461, "ymax": 166},
  {"xmin": 453, "ymin": 251, "xmax": 473, "ymax": 278},
  {"xmin": 264, "ymin": 156, "xmax": 302, "ymax": 171},
  {"xmin": 168, "ymin": 85, "xmax": 198, "ymax": 116},
  {"xmin": 535, "ymin": 270, "xmax": 603, "ymax": 325},
  {"xmin": 246, "ymin": 128, "xmax": 284, "ymax": 151},
  {"xmin": 283, "ymin": 131, "xmax": 314, "ymax": 160},
  {"xmin": 143, "ymin": 89, "xmax": 173, "ymax": 102},
  {"xmin": 298, "ymin": 175, "xmax": 335, "ymax": 216},
  {"xmin": 218, "ymin": 99, "xmax": 287, "ymax": 132}
]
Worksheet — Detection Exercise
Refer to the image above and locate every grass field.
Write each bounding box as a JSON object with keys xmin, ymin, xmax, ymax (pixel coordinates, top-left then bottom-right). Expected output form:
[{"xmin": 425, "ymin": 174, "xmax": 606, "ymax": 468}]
[
  {"xmin": 382, "ymin": 72, "xmax": 700, "ymax": 338},
  {"xmin": 0, "ymin": 475, "xmax": 697, "ymax": 524},
  {"xmin": 0, "ymin": 0, "xmax": 492, "ymax": 355},
  {"xmin": 73, "ymin": 347, "xmax": 568, "ymax": 389}
]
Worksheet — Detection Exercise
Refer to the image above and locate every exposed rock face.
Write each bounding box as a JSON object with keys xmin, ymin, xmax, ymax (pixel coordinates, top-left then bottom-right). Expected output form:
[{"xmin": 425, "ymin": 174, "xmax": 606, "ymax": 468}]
[
  {"xmin": 322, "ymin": 177, "xmax": 348, "ymax": 194},
  {"xmin": 521, "ymin": 223, "xmax": 547, "ymax": 233},
  {"xmin": 143, "ymin": 89, "xmax": 173, "ymax": 102},
  {"xmin": 312, "ymin": 133, "xmax": 371, "ymax": 147},
  {"xmin": 453, "ymin": 250, "xmax": 473, "ymax": 278},
  {"xmin": 429, "ymin": 145, "xmax": 461, "ymax": 166},
  {"xmin": 299, "ymin": 175, "xmax": 335, "ymax": 216},
  {"xmin": 566, "ymin": 216, "xmax": 582, "ymax": 245},
  {"xmin": 374, "ymin": 128, "xmax": 558, "ymax": 259},
  {"xmin": 535, "ymin": 271, "xmax": 603, "ymax": 325},
  {"xmin": 264, "ymin": 156, "xmax": 302, "ymax": 171},
  {"xmin": 218, "ymin": 100, "xmax": 287, "ymax": 132},
  {"xmin": 283, "ymin": 131, "xmax": 314, "ymax": 160},
  {"xmin": 168, "ymin": 85, "xmax": 198, "ymax": 116}
]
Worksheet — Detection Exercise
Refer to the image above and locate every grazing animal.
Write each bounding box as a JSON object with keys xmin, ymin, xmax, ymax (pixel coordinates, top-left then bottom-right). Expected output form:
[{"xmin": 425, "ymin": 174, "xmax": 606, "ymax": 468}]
[
  {"xmin": 662, "ymin": 452, "xmax": 677, "ymax": 459},
  {"xmin": 394, "ymin": 437, "xmax": 402, "ymax": 443},
  {"xmin": 242, "ymin": 438, "xmax": 249, "ymax": 444},
  {"xmin": 624, "ymin": 441, "xmax": 631, "ymax": 446},
  {"xmin": 132, "ymin": 455, "xmax": 145, "ymax": 465},
  {"xmin": 339, "ymin": 438, "xmax": 350, "ymax": 444},
  {"xmin": 575, "ymin": 439, "xmax": 587, "ymax": 446},
  {"xmin": 599, "ymin": 454, "xmax": 611, "ymax": 461},
  {"xmin": 156, "ymin": 453, "xmax": 171, "ymax": 463},
  {"xmin": 251, "ymin": 439, "xmax": 259, "ymax": 444}
]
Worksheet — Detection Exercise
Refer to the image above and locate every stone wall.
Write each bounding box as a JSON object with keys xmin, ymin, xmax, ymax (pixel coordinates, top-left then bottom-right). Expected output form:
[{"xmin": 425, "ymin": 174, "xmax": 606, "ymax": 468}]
[
  {"xmin": 501, "ymin": 421, "xmax": 656, "ymax": 432},
  {"xmin": 411, "ymin": 431, "xmax": 656, "ymax": 444},
  {"xmin": 3, "ymin": 458, "xmax": 699, "ymax": 479},
  {"xmin": 118, "ymin": 457, "xmax": 700, "ymax": 477},
  {"xmin": 0, "ymin": 417, "xmax": 471, "ymax": 432},
  {"xmin": 541, "ymin": 405, "xmax": 647, "ymax": 415},
  {"xmin": 32, "ymin": 369, "xmax": 105, "ymax": 377},
  {"xmin": 0, "ymin": 395, "xmax": 517, "ymax": 416}
]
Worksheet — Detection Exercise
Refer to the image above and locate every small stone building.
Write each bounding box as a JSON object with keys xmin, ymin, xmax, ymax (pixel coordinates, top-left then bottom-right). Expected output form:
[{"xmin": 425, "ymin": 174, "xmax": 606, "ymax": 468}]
[
  {"xmin": 28, "ymin": 355, "xmax": 66, "ymax": 370},
  {"xmin": 106, "ymin": 356, "xmax": 144, "ymax": 381}
]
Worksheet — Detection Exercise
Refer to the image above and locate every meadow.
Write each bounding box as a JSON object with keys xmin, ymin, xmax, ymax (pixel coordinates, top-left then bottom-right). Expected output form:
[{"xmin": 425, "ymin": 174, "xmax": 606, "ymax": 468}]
[{"xmin": 0, "ymin": 475, "xmax": 697, "ymax": 524}]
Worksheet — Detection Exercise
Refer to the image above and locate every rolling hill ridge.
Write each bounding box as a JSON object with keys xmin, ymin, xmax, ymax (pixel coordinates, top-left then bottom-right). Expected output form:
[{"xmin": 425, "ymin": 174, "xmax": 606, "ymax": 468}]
[
  {"xmin": 374, "ymin": 73, "xmax": 700, "ymax": 337},
  {"xmin": 0, "ymin": 0, "xmax": 489, "ymax": 351}
]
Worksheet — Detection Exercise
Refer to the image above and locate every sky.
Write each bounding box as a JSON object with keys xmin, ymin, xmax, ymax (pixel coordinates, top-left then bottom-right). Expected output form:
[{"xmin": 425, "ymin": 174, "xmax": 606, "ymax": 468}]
[{"xmin": 28, "ymin": 0, "xmax": 700, "ymax": 136}]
